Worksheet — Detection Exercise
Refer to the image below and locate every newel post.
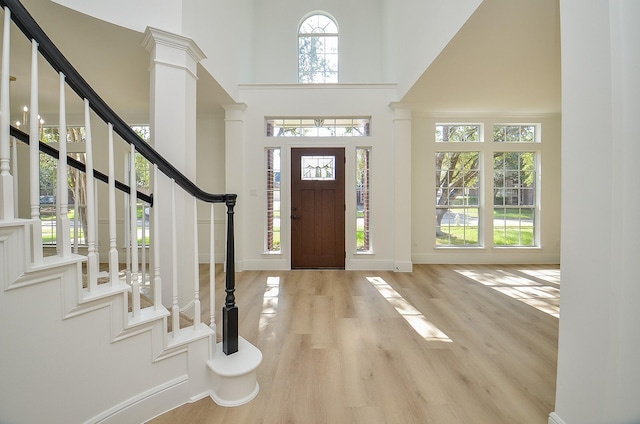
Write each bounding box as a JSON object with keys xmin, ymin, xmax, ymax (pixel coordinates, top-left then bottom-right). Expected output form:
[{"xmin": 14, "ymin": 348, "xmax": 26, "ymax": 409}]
[{"xmin": 223, "ymin": 194, "xmax": 238, "ymax": 355}]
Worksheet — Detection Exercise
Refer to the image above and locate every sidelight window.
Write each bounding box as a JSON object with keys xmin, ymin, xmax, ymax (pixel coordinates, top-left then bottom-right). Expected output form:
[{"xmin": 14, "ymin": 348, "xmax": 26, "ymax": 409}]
[
  {"xmin": 356, "ymin": 147, "xmax": 371, "ymax": 252},
  {"xmin": 266, "ymin": 148, "xmax": 281, "ymax": 252}
]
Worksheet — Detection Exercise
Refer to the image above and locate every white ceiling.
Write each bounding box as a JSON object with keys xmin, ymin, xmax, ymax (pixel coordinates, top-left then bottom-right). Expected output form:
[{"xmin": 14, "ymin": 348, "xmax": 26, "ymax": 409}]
[{"xmin": 4, "ymin": 0, "xmax": 560, "ymax": 128}]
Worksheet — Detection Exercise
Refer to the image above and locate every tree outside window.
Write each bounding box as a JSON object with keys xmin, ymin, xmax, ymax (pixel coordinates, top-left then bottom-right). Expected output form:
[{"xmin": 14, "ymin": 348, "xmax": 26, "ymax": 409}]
[{"xmin": 298, "ymin": 14, "xmax": 338, "ymax": 83}]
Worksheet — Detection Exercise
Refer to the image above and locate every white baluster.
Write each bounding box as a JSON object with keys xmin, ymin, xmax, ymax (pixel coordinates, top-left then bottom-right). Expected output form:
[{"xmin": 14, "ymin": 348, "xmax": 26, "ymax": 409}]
[
  {"xmin": 0, "ymin": 7, "xmax": 14, "ymax": 220},
  {"xmin": 152, "ymin": 165, "xmax": 162, "ymax": 311},
  {"xmin": 84, "ymin": 99, "xmax": 97, "ymax": 290},
  {"xmin": 141, "ymin": 201, "xmax": 147, "ymax": 296},
  {"xmin": 124, "ymin": 189, "xmax": 131, "ymax": 286},
  {"xmin": 11, "ymin": 136, "xmax": 18, "ymax": 216},
  {"xmin": 73, "ymin": 168, "xmax": 79, "ymax": 254},
  {"xmin": 171, "ymin": 179, "xmax": 180, "ymax": 334},
  {"xmin": 107, "ymin": 123, "xmax": 118, "ymax": 285},
  {"xmin": 29, "ymin": 39, "xmax": 42, "ymax": 263},
  {"xmin": 193, "ymin": 196, "xmax": 201, "ymax": 328},
  {"xmin": 130, "ymin": 144, "xmax": 140, "ymax": 316},
  {"xmin": 209, "ymin": 202, "xmax": 216, "ymax": 349},
  {"xmin": 57, "ymin": 72, "xmax": 70, "ymax": 257}
]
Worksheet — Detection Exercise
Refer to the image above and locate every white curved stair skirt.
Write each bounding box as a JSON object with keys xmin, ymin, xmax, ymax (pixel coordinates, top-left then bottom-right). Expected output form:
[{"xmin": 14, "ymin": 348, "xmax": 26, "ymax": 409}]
[{"xmin": 208, "ymin": 336, "xmax": 262, "ymax": 407}]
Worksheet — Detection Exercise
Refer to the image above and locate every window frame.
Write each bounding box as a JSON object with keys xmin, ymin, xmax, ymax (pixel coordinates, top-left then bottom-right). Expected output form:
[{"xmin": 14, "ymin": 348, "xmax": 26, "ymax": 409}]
[
  {"xmin": 298, "ymin": 13, "xmax": 339, "ymax": 84},
  {"xmin": 493, "ymin": 151, "xmax": 537, "ymax": 247},
  {"xmin": 265, "ymin": 147, "xmax": 282, "ymax": 254},
  {"xmin": 356, "ymin": 147, "xmax": 372, "ymax": 253},
  {"xmin": 433, "ymin": 122, "xmax": 542, "ymax": 249},
  {"xmin": 266, "ymin": 117, "xmax": 370, "ymax": 137},
  {"xmin": 435, "ymin": 150, "xmax": 482, "ymax": 247}
]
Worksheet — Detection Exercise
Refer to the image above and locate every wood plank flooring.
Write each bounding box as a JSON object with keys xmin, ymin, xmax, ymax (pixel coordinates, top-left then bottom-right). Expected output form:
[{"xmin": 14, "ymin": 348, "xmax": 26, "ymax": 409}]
[{"xmin": 148, "ymin": 264, "xmax": 559, "ymax": 424}]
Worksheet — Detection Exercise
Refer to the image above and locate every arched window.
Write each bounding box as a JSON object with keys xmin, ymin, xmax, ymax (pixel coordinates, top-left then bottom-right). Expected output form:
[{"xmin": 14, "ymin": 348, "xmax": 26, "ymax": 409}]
[{"xmin": 298, "ymin": 13, "xmax": 338, "ymax": 83}]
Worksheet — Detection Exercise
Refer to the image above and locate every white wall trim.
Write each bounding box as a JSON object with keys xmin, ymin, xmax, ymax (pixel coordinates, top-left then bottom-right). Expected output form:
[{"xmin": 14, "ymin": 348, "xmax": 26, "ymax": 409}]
[
  {"xmin": 412, "ymin": 253, "xmax": 560, "ymax": 265},
  {"xmin": 347, "ymin": 259, "xmax": 394, "ymax": 271},
  {"xmin": 242, "ymin": 259, "xmax": 289, "ymax": 271},
  {"xmin": 393, "ymin": 260, "xmax": 413, "ymax": 272},
  {"xmin": 84, "ymin": 375, "xmax": 189, "ymax": 424},
  {"xmin": 238, "ymin": 82, "xmax": 397, "ymax": 91},
  {"xmin": 548, "ymin": 412, "xmax": 567, "ymax": 424},
  {"xmin": 412, "ymin": 111, "xmax": 562, "ymax": 120}
]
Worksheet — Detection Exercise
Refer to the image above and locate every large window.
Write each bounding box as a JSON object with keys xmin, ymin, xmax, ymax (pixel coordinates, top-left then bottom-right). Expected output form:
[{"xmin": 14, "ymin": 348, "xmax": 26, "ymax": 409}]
[
  {"xmin": 298, "ymin": 14, "xmax": 338, "ymax": 83},
  {"xmin": 493, "ymin": 152, "xmax": 536, "ymax": 246},
  {"xmin": 435, "ymin": 151, "xmax": 480, "ymax": 246},
  {"xmin": 434, "ymin": 123, "xmax": 540, "ymax": 248}
]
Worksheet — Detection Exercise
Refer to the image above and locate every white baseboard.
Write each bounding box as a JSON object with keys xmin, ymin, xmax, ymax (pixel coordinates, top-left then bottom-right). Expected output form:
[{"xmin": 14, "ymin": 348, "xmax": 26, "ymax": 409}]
[
  {"xmin": 87, "ymin": 376, "xmax": 189, "ymax": 424},
  {"xmin": 412, "ymin": 252, "xmax": 560, "ymax": 264},
  {"xmin": 347, "ymin": 258, "xmax": 393, "ymax": 271},
  {"xmin": 549, "ymin": 412, "xmax": 567, "ymax": 424},
  {"xmin": 242, "ymin": 258, "xmax": 289, "ymax": 270},
  {"xmin": 393, "ymin": 260, "xmax": 413, "ymax": 272}
]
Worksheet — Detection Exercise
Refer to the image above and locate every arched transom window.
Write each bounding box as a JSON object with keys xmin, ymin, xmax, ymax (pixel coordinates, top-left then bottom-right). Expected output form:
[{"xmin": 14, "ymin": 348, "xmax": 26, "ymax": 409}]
[{"xmin": 298, "ymin": 13, "xmax": 338, "ymax": 83}]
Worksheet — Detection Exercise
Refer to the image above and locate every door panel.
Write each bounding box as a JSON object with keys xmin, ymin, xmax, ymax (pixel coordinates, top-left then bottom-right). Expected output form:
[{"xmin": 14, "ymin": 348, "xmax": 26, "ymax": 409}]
[{"xmin": 291, "ymin": 148, "xmax": 345, "ymax": 268}]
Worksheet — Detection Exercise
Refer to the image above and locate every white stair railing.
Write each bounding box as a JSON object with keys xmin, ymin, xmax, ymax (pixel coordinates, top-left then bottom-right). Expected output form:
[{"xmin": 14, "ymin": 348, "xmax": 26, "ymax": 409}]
[
  {"xmin": 28, "ymin": 39, "xmax": 42, "ymax": 263},
  {"xmin": 152, "ymin": 165, "xmax": 163, "ymax": 312},
  {"xmin": 141, "ymin": 199, "xmax": 148, "ymax": 295},
  {"xmin": 209, "ymin": 202, "xmax": 217, "ymax": 351},
  {"xmin": 83, "ymin": 99, "xmax": 98, "ymax": 290},
  {"xmin": 129, "ymin": 144, "xmax": 140, "ymax": 316},
  {"xmin": 73, "ymin": 168, "xmax": 79, "ymax": 254},
  {"xmin": 107, "ymin": 123, "xmax": 118, "ymax": 285},
  {"xmin": 170, "ymin": 179, "xmax": 180, "ymax": 335},
  {"xmin": 56, "ymin": 72, "xmax": 71, "ymax": 257},
  {"xmin": 0, "ymin": 7, "xmax": 14, "ymax": 221},
  {"xmin": 2, "ymin": 0, "xmax": 240, "ymax": 353},
  {"xmin": 193, "ymin": 196, "xmax": 201, "ymax": 328}
]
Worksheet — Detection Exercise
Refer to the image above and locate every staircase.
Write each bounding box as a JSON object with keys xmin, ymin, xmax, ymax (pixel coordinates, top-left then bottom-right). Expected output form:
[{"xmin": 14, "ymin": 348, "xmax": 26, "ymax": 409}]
[{"xmin": 0, "ymin": 1, "xmax": 260, "ymax": 423}]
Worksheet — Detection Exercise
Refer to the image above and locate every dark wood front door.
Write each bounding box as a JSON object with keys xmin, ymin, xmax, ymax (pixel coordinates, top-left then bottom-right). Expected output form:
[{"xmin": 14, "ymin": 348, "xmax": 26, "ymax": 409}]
[{"xmin": 291, "ymin": 148, "xmax": 345, "ymax": 269}]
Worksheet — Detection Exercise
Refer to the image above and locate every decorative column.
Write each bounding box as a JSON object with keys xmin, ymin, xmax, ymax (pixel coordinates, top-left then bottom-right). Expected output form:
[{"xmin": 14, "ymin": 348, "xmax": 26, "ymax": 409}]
[
  {"xmin": 222, "ymin": 103, "xmax": 246, "ymax": 272},
  {"xmin": 143, "ymin": 27, "xmax": 205, "ymax": 309},
  {"xmin": 390, "ymin": 103, "xmax": 412, "ymax": 272}
]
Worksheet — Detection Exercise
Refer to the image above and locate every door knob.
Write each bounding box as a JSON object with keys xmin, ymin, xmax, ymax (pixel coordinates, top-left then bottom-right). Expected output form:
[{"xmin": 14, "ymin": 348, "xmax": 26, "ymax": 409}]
[{"xmin": 291, "ymin": 214, "xmax": 300, "ymax": 220}]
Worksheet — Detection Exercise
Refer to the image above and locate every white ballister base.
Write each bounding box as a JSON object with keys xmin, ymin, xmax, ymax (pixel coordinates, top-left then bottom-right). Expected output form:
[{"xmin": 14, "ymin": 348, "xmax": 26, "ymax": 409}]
[{"xmin": 208, "ymin": 336, "xmax": 262, "ymax": 407}]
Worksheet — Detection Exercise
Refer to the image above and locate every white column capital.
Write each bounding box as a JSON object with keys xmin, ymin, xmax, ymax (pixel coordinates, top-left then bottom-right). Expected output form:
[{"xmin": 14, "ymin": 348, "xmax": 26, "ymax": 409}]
[
  {"xmin": 142, "ymin": 27, "xmax": 206, "ymax": 77},
  {"xmin": 389, "ymin": 102, "xmax": 412, "ymax": 120},
  {"xmin": 222, "ymin": 103, "xmax": 248, "ymax": 121}
]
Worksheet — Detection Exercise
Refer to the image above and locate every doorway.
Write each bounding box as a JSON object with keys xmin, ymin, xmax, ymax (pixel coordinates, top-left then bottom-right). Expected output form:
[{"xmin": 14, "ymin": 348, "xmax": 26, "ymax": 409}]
[{"xmin": 291, "ymin": 147, "xmax": 345, "ymax": 269}]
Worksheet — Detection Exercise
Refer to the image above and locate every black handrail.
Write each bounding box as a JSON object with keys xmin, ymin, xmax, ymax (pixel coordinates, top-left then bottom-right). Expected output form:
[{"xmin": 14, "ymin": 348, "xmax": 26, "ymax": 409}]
[
  {"xmin": 0, "ymin": 0, "xmax": 235, "ymax": 206},
  {"xmin": 10, "ymin": 126, "xmax": 153, "ymax": 205}
]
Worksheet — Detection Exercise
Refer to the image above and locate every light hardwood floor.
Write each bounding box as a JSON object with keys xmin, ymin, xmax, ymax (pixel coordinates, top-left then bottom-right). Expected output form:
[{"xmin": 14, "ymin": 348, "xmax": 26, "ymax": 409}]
[{"xmin": 148, "ymin": 264, "xmax": 559, "ymax": 424}]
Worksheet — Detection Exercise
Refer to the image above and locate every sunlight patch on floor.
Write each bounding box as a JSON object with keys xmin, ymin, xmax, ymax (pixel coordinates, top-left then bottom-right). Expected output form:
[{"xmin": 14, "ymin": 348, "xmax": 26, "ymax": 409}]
[
  {"xmin": 259, "ymin": 276, "xmax": 280, "ymax": 336},
  {"xmin": 455, "ymin": 268, "xmax": 560, "ymax": 318},
  {"xmin": 366, "ymin": 276, "xmax": 452, "ymax": 342},
  {"xmin": 519, "ymin": 268, "xmax": 561, "ymax": 285}
]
